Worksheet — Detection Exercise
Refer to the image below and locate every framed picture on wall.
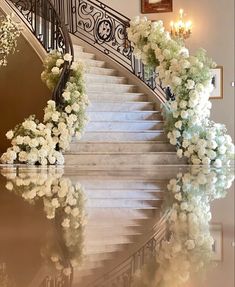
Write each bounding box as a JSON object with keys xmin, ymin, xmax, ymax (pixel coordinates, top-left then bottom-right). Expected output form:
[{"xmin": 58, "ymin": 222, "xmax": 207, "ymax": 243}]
[
  {"xmin": 141, "ymin": 0, "xmax": 173, "ymax": 14},
  {"xmin": 210, "ymin": 223, "xmax": 223, "ymax": 261},
  {"xmin": 210, "ymin": 66, "xmax": 223, "ymax": 99}
]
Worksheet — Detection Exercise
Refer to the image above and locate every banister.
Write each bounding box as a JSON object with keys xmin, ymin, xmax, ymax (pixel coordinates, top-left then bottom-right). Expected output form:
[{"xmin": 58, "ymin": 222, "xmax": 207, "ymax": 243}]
[{"xmin": 5, "ymin": 0, "xmax": 74, "ymax": 104}]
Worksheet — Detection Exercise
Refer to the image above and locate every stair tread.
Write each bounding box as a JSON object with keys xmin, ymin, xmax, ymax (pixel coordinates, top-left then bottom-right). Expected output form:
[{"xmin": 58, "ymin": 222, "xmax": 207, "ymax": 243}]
[
  {"xmin": 80, "ymin": 130, "xmax": 165, "ymax": 133},
  {"xmin": 65, "ymin": 151, "xmax": 177, "ymax": 155}
]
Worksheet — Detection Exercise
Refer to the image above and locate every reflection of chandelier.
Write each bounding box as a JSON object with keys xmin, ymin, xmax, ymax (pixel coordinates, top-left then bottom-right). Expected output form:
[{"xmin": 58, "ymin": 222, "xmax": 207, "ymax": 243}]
[
  {"xmin": 0, "ymin": 263, "xmax": 15, "ymax": 287},
  {"xmin": 170, "ymin": 9, "xmax": 192, "ymax": 40}
]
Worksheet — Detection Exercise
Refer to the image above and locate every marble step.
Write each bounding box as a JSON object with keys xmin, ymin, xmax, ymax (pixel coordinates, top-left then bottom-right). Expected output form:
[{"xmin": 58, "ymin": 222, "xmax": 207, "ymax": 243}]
[
  {"xmin": 75, "ymin": 51, "xmax": 96, "ymax": 60},
  {"xmin": 85, "ymin": 74, "xmax": 127, "ymax": 84},
  {"xmin": 69, "ymin": 141, "xmax": 174, "ymax": 152},
  {"xmin": 87, "ymin": 198, "xmax": 162, "ymax": 208},
  {"xmin": 86, "ymin": 121, "xmax": 164, "ymax": 131},
  {"xmin": 86, "ymin": 83, "xmax": 136, "ymax": 93},
  {"xmin": 87, "ymin": 92, "xmax": 147, "ymax": 102},
  {"xmin": 87, "ymin": 111, "xmax": 162, "ymax": 121},
  {"xmin": 64, "ymin": 152, "xmax": 184, "ymax": 165},
  {"xmin": 73, "ymin": 44, "xmax": 84, "ymax": 53},
  {"xmin": 86, "ymin": 66, "xmax": 117, "ymax": 76},
  {"xmin": 81, "ymin": 58, "xmax": 106, "ymax": 68},
  {"xmin": 84, "ymin": 189, "xmax": 164, "ymax": 199},
  {"xmin": 79, "ymin": 131, "xmax": 166, "ymax": 141},
  {"xmin": 87, "ymin": 102, "xmax": 155, "ymax": 112}
]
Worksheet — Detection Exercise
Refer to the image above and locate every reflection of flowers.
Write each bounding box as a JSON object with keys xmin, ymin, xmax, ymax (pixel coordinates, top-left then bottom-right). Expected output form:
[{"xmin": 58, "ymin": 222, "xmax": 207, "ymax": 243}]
[
  {"xmin": 131, "ymin": 168, "xmax": 234, "ymax": 287},
  {"xmin": 2, "ymin": 170, "xmax": 86, "ymax": 276}
]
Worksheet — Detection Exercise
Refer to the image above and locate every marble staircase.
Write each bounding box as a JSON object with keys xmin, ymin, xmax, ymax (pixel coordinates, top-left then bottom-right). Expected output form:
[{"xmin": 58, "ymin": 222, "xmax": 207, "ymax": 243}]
[{"xmin": 64, "ymin": 44, "xmax": 187, "ymax": 167}]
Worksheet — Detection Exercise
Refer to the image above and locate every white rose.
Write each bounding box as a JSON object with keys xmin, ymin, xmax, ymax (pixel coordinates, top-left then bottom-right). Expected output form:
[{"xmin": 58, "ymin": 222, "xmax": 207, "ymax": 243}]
[
  {"xmin": 175, "ymin": 121, "xmax": 182, "ymax": 129},
  {"xmin": 181, "ymin": 110, "xmax": 189, "ymax": 119},
  {"xmin": 50, "ymin": 199, "xmax": 59, "ymax": 209},
  {"xmin": 175, "ymin": 192, "xmax": 182, "ymax": 201},
  {"xmin": 6, "ymin": 130, "xmax": 14, "ymax": 140},
  {"xmin": 62, "ymin": 91, "xmax": 71, "ymax": 101},
  {"xmin": 51, "ymin": 67, "xmax": 60, "ymax": 75},
  {"xmin": 56, "ymin": 59, "xmax": 64, "ymax": 67},
  {"xmin": 202, "ymin": 157, "xmax": 211, "ymax": 165},
  {"xmin": 61, "ymin": 218, "xmax": 70, "ymax": 228},
  {"xmin": 172, "ymin": 76, "xmax": 182, "ymax": 86},
  {"xmin": 213, "ymin": 158, "xmax": 222, "ymax": 168},
  {"xmin": 218, "ymin": 145, "xmax": 226, "ymax": 155},
  {"xmin": 65, "ymin": 105, "xmax": 72, "ymax": 114},
  {"xmin": 177, "ymin": 149, "xmax": 183, "ymax": 158},
  {"xmin": 185, "ymin": 79, "xmax": 195, "ymax": 90},
  {"xmin": 63, "ymin": 53, "xmax": 73, "ymax": 62},
  {"xmin": 71, "ymin": 103, "xmax": 80, "ymax": 112},
  {"xmin": 179, "ymin": 100, "xmax": 187, "ymax": 109}
]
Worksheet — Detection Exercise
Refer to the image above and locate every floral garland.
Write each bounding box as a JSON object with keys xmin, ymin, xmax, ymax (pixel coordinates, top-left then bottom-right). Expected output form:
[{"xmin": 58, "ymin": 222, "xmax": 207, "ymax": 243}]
[
  {"xmin": 1, "ymin": 51, "xmax": 89, "ymax": 165},
  {"xmin": 127, "ymin": 18, "xmax": 234, "ymax": 167},
  {"xmin": 0, "ymin": 14, "xmax": 21, "ymax": 67},
  {"xmin": 131, "ymin": 167, "xmax": 234, "ymax": 287},
  {"xmin": 2, "ymin": 169, "xmax": 86, "ymax": 276}
]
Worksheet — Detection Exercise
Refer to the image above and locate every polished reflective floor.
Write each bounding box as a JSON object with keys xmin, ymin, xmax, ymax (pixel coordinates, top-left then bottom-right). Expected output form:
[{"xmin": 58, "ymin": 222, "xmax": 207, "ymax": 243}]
[{"xmin": 0, "ymin": 165, "xmax": 234, "ymax": 287}]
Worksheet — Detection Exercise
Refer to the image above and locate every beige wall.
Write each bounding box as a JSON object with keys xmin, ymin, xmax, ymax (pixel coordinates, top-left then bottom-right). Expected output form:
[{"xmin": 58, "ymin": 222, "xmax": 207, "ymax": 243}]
[
  {"xmin": 0, "ymin": 35, "xmax": 51, "ymax": 153},
  {"xmin": 103, "ymin": 0, "xmax": 235, "ymax": 139}
]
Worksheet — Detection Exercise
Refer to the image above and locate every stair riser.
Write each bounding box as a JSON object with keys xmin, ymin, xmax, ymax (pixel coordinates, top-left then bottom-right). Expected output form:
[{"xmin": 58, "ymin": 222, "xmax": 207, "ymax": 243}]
[
  {"xmin": 86, "ymin": 84, "xmax": 136, "ymax": 93},
  {"xmin": 81, "ymin": 59, "xmax": 106, "ymax": 68},
  {"xmin": 75, "ymin": 52, "xmax": 95, "ymax": 59},
  {"xmin": 86, "ymin": 67, "xmax": 117, "ymax": 76},
  {"xmin": 87, "ymin": 103, "xmax": 155, "ymax": 112},
  {"xmin": 73, "ymin": 45, "xmax": 84, "ymax": 52},
  {"xmin": 84, "ymin": 190, "xmax": 164, "ymax": 199},
  {"xmin": 85, "ymin": 75, "xmax": 127, "ymax": 84},
  {"xmin": 69, "ymin": 142, "xmax": 174, "ymax": 152},
  {"xmin": 79, "ymin": 132, "xmax": 166, "ymax": 141},
  {"xmin": 87, "ymin": 111, "xmax": 162, "ymax": 121},
  {"xmin": 64, "ymin": 153, "xmax": 185, "ymax": 165},
  {"xmin": 86, "ymin": 121, "xmax": 163, "ymax": 131},
  {"xmin": 87, "ymin": 93, "xmax": 147, "ymax": 102}
]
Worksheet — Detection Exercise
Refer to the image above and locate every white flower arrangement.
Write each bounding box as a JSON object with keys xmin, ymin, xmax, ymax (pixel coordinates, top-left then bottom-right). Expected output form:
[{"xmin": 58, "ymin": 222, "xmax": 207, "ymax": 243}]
[
  {"xmin": 131, "ymin": 167, "xmax": 234, "ymax": 287},
  {"xmin": 0, "ymin": 14, "xmax": 21, "ymax": 67},
  {"xmin": 127, "ymin": 17, "xmax": 235, "ymax": 166},
  {"xmin": 3, "ymin": 170, "xmax": 87, "ymax": 276},
  {"xmin": 1, "ymin": 51, "xmax": 89, "ymax": 165}
]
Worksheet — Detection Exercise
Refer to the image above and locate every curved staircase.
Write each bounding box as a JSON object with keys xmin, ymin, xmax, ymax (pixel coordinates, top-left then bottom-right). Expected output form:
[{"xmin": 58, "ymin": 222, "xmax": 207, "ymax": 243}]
[{"xmin": 64, "ymin": 43, "xmax": 186, "ymax": 167}]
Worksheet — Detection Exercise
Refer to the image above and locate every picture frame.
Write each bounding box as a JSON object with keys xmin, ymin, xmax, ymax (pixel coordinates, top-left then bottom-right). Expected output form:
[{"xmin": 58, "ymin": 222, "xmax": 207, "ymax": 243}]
[
  {"xmin": 141, "ymin": 0, "xmax": 173, "ymax": 14},
  {"xmin": 210, "ymin": 66, "xmax": 223, "ymax": 99},
  {"xmin": 210, "ymin": 223, "xmax": 223, "ymax": 261}
]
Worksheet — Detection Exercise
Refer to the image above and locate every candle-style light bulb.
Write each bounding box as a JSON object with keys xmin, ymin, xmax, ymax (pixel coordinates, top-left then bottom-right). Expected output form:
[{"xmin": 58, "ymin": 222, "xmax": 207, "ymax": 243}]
[{"xmin": 179, "ymin": 9, "xmax": 184, "ymax": 18}]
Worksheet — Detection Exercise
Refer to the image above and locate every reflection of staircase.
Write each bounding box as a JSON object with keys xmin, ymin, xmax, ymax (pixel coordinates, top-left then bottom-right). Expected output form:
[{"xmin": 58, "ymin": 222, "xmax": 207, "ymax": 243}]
[
  {"xmin": 64, "ymin": 44, "xmax": 187, "ymax": 167},
  {"xmin": 67, "ymin": 170, "xmax": 173, "ymax": 286}
]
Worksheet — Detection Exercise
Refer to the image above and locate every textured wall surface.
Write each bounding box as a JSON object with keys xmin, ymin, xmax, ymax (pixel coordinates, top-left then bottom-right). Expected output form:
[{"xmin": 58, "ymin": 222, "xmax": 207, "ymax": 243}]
[{"xmin": 0, "ymin": 35, "xmax": 51, "ymax": 153}]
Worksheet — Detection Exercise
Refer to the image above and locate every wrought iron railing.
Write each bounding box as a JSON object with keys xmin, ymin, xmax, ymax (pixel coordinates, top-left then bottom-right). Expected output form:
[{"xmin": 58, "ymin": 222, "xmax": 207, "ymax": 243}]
[
  {"xmin": 50, "ymin": 0, "xmax": 172, "ymax": 102},
  {"xmin": 5, "ymin": 0, "xmax": 74, "ymax": 104}
]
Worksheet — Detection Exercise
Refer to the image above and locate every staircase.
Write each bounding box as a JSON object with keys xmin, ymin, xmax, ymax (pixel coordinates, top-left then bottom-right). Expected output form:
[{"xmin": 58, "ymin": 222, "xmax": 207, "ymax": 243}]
[{"xmin": 64, "ymin": 43, "xmax": 187, "ymax": 167}]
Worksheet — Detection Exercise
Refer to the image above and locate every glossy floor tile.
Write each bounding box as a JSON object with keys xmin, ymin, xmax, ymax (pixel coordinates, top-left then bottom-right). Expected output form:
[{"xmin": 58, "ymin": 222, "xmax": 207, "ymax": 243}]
[{"xmin": 0, "ymin": 165, "xmax": 234, "ymax": 287}]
